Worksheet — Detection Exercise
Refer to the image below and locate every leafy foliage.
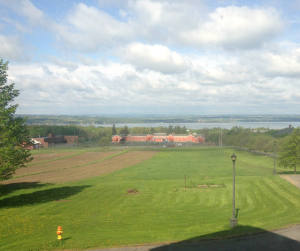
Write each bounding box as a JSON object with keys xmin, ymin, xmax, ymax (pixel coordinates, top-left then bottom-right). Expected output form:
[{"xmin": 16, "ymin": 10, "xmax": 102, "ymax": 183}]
[
  {"xmin": 0, "ymin": 59, "xmax": 32, "ymax": 180},
  {"xmin": 223, "ymin": 127, "xmax": 275, "ymax": 152},
  {"xmin": 119, "ymin": 125, "xmax": 129, "ymax": 136},
  {"xmin": 196, "ymin": 127, "xmax": 282, "ymax": 152},
  {"xmin": 112, "ymin": 123, "xmax": 117, "ymax": 135},
  {"xmin": 267, "ymin": 126, "xmax": 294, "ymax": 138},
  {"xmin": 278, "ymin": 128, "xmax": 300, "ymax": 173}
]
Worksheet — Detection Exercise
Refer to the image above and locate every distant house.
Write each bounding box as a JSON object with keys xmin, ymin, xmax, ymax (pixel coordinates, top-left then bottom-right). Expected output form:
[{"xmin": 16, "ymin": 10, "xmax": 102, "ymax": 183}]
[
  {"xmin": 31, "ymin": 139, "xmax": 42, "ymax": 149},
  {"xmin": 32, "ymin": 133, "xmax": 78, "ymax": 148},
  {"xmin": 112, "ymin": 134, "xmax": 205, "ymax": 144},
  {"xmin": 23, "ymin": 139, "xmax": 42, "ymax": 150},
  {"xmin": 31, "ymin": 137, "xmax": 48, "ymax": 148}
]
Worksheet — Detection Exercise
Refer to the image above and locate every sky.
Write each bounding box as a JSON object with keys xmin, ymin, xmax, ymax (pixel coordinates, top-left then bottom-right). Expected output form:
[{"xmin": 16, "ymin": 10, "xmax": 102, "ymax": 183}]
[{"xmin": 1, "ymin": 0, "xmax": 300, "ymax": 115}]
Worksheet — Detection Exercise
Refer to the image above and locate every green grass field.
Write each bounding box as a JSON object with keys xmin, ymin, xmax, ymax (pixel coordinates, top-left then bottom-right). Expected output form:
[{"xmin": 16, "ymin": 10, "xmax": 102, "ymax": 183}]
[{"xmin": 1, "ymin": 147, "xmax": 300, "ymax": 250}]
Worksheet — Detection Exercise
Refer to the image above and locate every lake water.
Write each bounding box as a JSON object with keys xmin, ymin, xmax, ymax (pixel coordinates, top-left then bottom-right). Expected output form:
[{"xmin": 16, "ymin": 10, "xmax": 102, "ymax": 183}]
[{"xmin": 97, "ymin": 122, "xmax": 300, "ymax": 130}]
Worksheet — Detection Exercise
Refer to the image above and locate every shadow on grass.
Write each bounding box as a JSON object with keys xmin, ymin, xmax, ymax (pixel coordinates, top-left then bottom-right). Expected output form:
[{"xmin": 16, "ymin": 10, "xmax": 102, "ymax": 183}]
[
  {"xmin": 277, "ymin": 170, "xmax": 300, "ymax": 174},
  {"xmin": 45, "ymin": 237, "xmax": 72, "ymax": 250},
  {"xmin": 0, "ymin": 182, "xmax": 47, "ymax": 197},
  {"xmin": 151, "ymin": 225, "xmax": 300, "ymax": 251},
  {"xmin": 0, "ymin": 185, "xmax": 90, "ymax": 208}
]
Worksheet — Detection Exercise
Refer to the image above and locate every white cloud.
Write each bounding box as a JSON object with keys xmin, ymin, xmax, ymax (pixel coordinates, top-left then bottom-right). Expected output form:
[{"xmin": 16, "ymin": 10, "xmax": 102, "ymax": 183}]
[
  {"xmin": 56, "ymin": 3, "xmax": 133, "ymax": 52},
  {"xmin": 0, "ymin": 0, "xmax": 45, "ymax": 24},
  {"xmin": 18, "ymin": 0, "xmax": 44, "ymax": 24},
  {"xmin": 121, "ymin": 43, "xmax": 188, "ymax": 73},
  {"xmin": 181, "ymin": 6, "xmax": 283, "ymax": 49},
  {"xmin": 261, "ymin": 48, "xmax": 300, "ymax": 77},
  {"xmin": 0, "ymin": 17, "xmax": 29, "ymax": 33},
  {"xmin": 9, "ymin": 62, "xmax": 139, "ymax": 107},
  {"xmin": 52, "ymin": 2, "xmax": 284, "ymax": 52},
  {"xmin": 130, "ymin": 0, "xmax": 205, "ymax": 27},
  {"xmin": 0, "ymin": 35, "xmax": 26, "ymax": 61},
  {"xmin": 128, "ymin": 0, "xmax": 206, "ymax": 43},
  {"xmin": 55, "ymin": 0, "xmax": 207, "ymax": 52},
  {"xmin": 9, "ymin": 48, "xmax": 300, "ymax": 114}
]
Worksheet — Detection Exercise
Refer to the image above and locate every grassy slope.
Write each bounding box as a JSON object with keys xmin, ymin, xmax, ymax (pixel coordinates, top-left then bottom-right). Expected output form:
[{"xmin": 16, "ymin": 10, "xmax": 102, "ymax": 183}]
[{"xmin": 1, "ymin": 148, "xmax": 300, "ymax": 250}]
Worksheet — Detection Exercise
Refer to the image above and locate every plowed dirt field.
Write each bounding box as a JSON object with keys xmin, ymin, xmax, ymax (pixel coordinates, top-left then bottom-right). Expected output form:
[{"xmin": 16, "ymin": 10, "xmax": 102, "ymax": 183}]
[{"xmin": 2, "ymin": 150, "xmax": 156, "ymax": 184}]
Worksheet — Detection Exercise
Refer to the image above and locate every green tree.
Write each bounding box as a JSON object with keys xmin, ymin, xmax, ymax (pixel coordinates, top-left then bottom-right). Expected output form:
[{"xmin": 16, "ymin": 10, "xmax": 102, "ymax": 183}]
[
  {"xmin": 112, "ymin": 123, "xmax": 117, "ymax": 135},
  {"xmin": 98, "ymin": 128, "xmax": 111, "ymax": 146},
  {"xmin": 120, "ymin": 125, "xmax": 129, "ymax": 136},
  {"xmin": 279, "ymin": 128, "xmax": 300, "ymax": 174},
  {"xmin": 0, "ymin": 59, "xmax": 32, "ymax": 180},
  {"xmin": 167, "ymin": 125, "xmax": 173, "ymax": 134}
]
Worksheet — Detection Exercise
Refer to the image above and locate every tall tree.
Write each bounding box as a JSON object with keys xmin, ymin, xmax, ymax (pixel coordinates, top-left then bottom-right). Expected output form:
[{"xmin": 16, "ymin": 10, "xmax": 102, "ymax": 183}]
[
  {"xmin": 112, "ymin": 123, "xmax": 117, "ymax": 135},
  {"xmin": 120, "ymin": 125, "xmax": 129, "ymax": 136},
  {"xmin": 0, "ymin": 59, "xmax": 32, "ymax": 180},
  {"xmin": 167, "ymin": 125, "xmax": 173, "ymax": 134},
  {"xmin": 279, "ymin": 128, "xmax": 300, "ymax": 174}
]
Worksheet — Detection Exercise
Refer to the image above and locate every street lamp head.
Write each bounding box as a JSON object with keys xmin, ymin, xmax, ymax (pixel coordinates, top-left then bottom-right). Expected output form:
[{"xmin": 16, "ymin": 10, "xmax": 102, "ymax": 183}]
[{"xmin": 231, "ymin": 153, "xmax": 237, "ymax": 162}]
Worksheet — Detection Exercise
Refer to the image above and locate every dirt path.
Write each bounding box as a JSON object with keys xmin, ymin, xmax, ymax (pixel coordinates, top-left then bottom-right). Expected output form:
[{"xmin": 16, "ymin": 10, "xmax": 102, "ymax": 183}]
[
  {"xmin": 280, "ymin": 175, "xmax": 300, "ymax": 188},
  {"xmin": 89, "ymin": 224, "xmax": 300, "ymax": 251}
]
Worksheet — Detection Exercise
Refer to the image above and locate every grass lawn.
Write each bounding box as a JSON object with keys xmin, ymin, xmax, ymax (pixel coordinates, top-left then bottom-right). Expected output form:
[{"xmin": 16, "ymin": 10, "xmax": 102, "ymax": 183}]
[{"xmin": 1, "ymin": 147, "xmax": 300, "ymax": 250}]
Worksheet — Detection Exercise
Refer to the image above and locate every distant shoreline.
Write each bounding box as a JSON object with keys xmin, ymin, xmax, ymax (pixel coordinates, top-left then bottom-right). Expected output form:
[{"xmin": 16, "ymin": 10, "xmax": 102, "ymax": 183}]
[{"xmin": 24, "ymin": 121, "xmax": 300, "ymax": 129}]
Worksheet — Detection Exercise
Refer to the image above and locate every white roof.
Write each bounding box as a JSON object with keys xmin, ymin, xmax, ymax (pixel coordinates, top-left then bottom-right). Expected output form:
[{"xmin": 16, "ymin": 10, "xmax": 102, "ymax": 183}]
[{"xmin": 31, "ymin": 139, "xmax": 42, "ymax": 144}]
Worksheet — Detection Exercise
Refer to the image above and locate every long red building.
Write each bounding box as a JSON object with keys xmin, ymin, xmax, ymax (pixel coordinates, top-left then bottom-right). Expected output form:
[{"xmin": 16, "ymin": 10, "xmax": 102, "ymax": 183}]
[{"xmin": 112, "ymin": 134, "xmax": 205, "ymax": 144}]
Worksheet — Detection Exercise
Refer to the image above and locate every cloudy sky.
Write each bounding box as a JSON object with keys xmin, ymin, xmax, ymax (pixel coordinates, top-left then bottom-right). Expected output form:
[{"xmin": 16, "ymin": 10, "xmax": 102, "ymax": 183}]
[{"xmin": 1, "ymin": 0, "xmax": 300, "ymax": 115}]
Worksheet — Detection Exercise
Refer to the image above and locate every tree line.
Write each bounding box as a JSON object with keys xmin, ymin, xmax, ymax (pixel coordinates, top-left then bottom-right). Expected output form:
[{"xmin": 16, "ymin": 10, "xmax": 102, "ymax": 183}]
[
  {"xmin": 27, "ymin": 124, "xmax": 297, "ymax": 152},
  {"xmin": 27, "ymin": 124, "xmax": 189, "ymax": 145}
]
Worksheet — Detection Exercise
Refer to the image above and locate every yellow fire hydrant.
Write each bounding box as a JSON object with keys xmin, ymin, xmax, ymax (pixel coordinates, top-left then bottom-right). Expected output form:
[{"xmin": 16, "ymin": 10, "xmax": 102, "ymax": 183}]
[{"xmin": 56, "ymin": 226, "xmax": 63, "ymax": 240}]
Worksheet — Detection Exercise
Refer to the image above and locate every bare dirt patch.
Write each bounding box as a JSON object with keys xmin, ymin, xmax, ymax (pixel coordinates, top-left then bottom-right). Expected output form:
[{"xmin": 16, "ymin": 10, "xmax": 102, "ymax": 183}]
[
  {"xmin": 183, "ymin": 184, "xmax": 226, "ymax": 190},
  {"xmin": 14, "ymin": 151, "xmax": 117, "ymax": 178},
  {"xmin": 280, "ymin": 175, "xmax": 300, "ymax": 189},
  {"xmin": 127, "ymin": 188, "xmax": 139, "ymax": 194},
  {"xmin": 30, "ymin": 152, "xmax": 74, "ymax": 163},
  {"xmin": 198, "ymin": 184, "xmax": 209, "ymax": 188},
  {"xmin": 40, "ymin": 151, "xmax": 156, "ymax": 183},
  {"xmin": 2, "ymin": 151, "xmax": 156, "ymax": 184}
]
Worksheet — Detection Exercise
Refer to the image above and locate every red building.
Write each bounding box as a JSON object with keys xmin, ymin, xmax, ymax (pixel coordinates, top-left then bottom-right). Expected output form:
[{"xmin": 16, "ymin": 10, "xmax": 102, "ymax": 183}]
[
  {"xmin": 32, "ymin": 134, "xmax": 79, "ymax": 148},
  {"xmin": 112, "ymin": 133, "xmax": 205, "ymax": 144}
]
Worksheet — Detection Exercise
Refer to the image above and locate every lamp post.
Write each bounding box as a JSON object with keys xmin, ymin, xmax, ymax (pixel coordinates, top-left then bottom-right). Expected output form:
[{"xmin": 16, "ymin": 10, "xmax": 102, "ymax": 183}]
[{"xmin": 230, "ymin": 153, "xmax": 238, "ymax": 227}]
